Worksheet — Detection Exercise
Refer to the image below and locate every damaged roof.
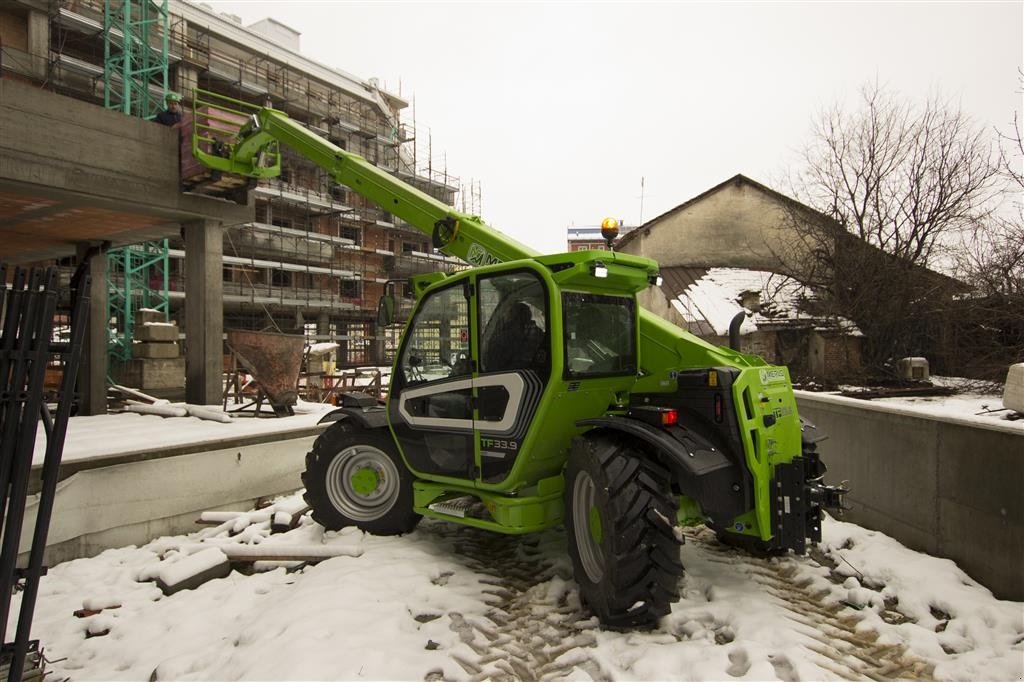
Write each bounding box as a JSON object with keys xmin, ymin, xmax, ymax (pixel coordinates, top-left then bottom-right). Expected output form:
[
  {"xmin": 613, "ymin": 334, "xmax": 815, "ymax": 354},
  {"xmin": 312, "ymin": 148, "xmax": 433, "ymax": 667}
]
[{"xmin": 661, "ymin": 266, "xmax": 861, "ymax": 337}]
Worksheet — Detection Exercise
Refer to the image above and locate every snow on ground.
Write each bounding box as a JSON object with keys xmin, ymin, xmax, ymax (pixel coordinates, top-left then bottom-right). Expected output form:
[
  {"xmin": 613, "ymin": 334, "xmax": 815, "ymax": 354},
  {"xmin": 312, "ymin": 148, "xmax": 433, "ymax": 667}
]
[
  {"xmin": 10, "ymin": 493, "xmax": 1022, "ymax": 681},
  {"xmin": 33, "ymin": 400, "xmax": 335, "ymax": 466},
  {"xmin": 834, "ymin": 376, "xmax": 1023, "ymax": 430}
]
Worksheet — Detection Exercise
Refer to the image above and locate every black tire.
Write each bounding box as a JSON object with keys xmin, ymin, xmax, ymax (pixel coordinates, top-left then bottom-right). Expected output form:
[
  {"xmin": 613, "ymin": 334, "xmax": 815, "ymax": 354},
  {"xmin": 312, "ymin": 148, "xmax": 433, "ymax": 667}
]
[
  {"xmin": 565, "ymin": 434, "xmax": 684, "ymax": 628},
  {"xmin": 302, "ymin": 421, "xmax": 421, "ymax": 535}
]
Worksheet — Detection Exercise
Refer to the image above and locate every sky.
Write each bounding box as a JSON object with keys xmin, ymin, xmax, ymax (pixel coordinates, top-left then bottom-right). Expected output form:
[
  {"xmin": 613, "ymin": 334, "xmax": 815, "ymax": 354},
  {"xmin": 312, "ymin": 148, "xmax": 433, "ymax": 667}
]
[{"xmin": 202, "ymin": 1, "xmax": 1022, "ymax": 254}]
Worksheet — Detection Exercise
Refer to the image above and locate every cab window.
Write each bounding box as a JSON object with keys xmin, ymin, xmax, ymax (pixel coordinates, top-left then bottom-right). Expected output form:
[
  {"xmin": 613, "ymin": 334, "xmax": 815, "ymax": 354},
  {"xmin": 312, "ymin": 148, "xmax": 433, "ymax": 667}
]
[
  {"xmin": 478, "ymin": 272, "xmax": 549, "ymax": 374},
  {"xmin": 399, "ymin": 282, "xmax": 470, "ymax": 384},
  {"xmin": 563, "ymin": 292, "xmax": 636, "ymax": 378}
]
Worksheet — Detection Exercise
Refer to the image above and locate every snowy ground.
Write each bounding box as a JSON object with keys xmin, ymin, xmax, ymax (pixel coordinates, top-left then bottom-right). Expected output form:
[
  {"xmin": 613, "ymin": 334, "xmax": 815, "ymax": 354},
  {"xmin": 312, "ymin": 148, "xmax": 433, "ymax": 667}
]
[
  {"xmin": 869, "ymin": 377, "xmax": 1021, "ymax": 428},
  {"xmin": 11, "ymin": 493, "xmax": 1022, "ymax": 682},
  {"xmin": 32, "ymin": 400, "xmax": 335, "ymax": 466},
  {"xmin": 828, "ymin": 376, "xmax": 1022, "ymax": 431}
]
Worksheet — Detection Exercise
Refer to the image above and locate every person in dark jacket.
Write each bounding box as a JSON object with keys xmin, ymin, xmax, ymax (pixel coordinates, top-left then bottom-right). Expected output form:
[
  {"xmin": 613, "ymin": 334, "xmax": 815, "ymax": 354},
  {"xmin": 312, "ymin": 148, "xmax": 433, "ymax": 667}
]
[
  {"xmin": 484, "ymin": 302, "xmax": 546, "ymax": 372},
  {"xmin": 155, "ymin": 92, "xmax": 183, "ymax": 126}
]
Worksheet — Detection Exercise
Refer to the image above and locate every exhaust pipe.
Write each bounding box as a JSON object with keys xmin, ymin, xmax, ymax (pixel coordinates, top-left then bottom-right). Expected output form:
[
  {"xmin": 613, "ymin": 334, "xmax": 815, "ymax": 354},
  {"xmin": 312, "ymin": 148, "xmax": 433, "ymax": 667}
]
[{"xmin": 729, "ymin": 311, "xmax": 746, "ymax": 351}]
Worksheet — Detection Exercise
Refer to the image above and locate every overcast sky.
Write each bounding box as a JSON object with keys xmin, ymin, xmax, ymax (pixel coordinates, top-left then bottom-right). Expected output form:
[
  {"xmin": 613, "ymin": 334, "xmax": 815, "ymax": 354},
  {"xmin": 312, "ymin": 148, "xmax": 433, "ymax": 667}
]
[{"xmin": 204, "ymin": 1, "xmax": 1022, "ymax": 254}]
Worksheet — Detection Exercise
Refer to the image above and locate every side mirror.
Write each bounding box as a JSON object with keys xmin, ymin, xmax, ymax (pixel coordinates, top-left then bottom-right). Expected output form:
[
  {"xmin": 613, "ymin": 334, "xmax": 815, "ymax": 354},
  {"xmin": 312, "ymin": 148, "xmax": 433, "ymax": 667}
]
[{"xmin": 376, "ymin": 294, "xmax": 396, "ymax": 326}]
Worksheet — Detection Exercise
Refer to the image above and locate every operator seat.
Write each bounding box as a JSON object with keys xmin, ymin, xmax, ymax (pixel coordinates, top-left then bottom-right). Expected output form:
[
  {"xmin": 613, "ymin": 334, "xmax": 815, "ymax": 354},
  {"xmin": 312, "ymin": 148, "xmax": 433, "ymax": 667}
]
[{"xmin": 483, "ymin": 302, "xmax": 546, "ymax": 372}]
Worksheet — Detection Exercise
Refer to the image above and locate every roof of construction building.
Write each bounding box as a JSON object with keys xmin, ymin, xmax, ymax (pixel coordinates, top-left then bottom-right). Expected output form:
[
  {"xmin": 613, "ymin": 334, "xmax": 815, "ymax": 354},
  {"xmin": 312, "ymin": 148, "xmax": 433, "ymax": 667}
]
[{"xmin": 175, "ymin": 0, "xmax": 408, "ymax": 112}]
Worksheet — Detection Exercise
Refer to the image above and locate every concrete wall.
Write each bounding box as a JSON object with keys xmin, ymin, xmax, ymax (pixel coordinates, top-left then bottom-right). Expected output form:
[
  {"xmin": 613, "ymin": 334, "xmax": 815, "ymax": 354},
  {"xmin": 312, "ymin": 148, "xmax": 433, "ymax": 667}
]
[
  {"xmin": 3, "ymin": 80, "xmax": 179, "ymax": 208},
  {"xmin": 620, "ymin": 178, "xmax": 793, "ymax": 270},
  {"xmin": 796, "ymin": 391, "xmax": 1023, "ymax": 601},
  {"xmin": 0, "ymin": 79, "xmax": 250, "ymax": 261},
  {"xmin": 19, "ymin": 430, "xmax": 322, "ymax": 567}
]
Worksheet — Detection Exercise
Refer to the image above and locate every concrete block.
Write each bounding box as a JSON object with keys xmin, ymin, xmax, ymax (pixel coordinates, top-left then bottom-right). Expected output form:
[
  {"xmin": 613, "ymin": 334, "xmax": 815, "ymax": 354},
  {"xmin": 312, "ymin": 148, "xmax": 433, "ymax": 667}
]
[
  {"xmin": 137, "ymin": 309, "xmax": 167, "ymax": 325},
  {"xmin": 135, "ymin": 323, "xmax": 179, "ymax": 342},
  {"xmin": 897, "ymin": 357, "xmax": 930, "ymax": 381},
  {"xmin": 155, "ymin": 548, "xmax": 231, "ymax": 596},
  {"xmin": 113, "ymin": 358, "xmax": 185, "ymax": 391},
  {"xmin": 133, "ymin": 342, "xmax": 180, "ymax": 359},
  {"xmin": 1004, "ymin": 363, "xmax": 1024, "ymax": 414}
]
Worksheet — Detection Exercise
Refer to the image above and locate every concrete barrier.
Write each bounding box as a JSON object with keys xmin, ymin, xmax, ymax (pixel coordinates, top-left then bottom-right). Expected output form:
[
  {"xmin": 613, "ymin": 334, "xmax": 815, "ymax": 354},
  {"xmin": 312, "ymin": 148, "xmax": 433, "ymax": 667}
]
[
  {"xmin": 796, "ymin": 391, "xmax": 1023, "ymax": 601},
  {"xmin": 19, "ymin": 426, "xmax": 325, "ymax": 567}
]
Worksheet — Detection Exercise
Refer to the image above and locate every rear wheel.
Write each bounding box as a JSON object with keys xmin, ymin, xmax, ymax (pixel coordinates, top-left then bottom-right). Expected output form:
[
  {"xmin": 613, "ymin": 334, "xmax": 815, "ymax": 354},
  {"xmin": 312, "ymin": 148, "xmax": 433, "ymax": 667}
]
[
  {"xmin": 565, "ymin": 434, "xmax": 684, "ymax": 628},
  {"xmin": 302, "ymin": 421, "xmax": 421, "ymax": 535}
]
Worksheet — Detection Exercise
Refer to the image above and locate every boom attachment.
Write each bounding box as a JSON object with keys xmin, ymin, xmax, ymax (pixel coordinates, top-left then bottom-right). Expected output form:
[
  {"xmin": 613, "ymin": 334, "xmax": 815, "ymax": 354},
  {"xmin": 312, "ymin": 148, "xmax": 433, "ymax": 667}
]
[{"xmin": 190, "ymin": 89, "xmax": 538, "ymax": 270}]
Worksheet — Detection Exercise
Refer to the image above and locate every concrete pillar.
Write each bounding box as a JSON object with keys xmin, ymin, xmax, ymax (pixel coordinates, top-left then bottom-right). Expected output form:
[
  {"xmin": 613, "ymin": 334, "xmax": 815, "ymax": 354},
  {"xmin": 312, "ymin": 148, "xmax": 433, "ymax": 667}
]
[
  {"xmin": 26, "ymin": 10, "xmax": 49, "ymax": 80},
  {"xmin": 75, "ymin": 243, "xmax": 108, "ymax": 416},
  {"xmin": 183, "ymin": 219, "xmax": 223, "ymax": 404},
  {"xmin": 316, "ymin": 313, "xmax": 330, "ymax": 339},
  {"xmin": 371, "ymin": 321, "xmax": 385, "ymax": 367}
]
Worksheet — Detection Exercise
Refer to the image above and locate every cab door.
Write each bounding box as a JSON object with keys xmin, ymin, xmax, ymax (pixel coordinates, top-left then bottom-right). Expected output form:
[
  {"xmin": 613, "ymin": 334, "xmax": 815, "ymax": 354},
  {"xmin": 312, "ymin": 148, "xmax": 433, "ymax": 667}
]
[
  {"xmin": 473, "ymin": 270, "xmax": 552, "ymax": 484},
  {"xmin": 389, "ymin": 279, "xmax": 475, "ymax": 479}
]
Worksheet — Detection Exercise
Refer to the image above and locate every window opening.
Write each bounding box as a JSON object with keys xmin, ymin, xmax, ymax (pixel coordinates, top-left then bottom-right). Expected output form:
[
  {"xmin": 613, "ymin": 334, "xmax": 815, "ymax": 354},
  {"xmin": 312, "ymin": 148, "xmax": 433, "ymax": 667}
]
[
  {"xmin": 478, "ymin": 272, "xmax": 549, "ymax": 374},
  {"xmin": 563, "ymin": 292, "xmax": 636, "ymax": 378}
]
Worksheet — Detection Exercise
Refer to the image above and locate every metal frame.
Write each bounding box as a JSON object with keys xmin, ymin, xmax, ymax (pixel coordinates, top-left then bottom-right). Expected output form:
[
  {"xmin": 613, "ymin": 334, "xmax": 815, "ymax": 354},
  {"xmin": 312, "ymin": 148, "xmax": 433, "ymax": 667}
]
[
  {"xmin": 103, "ymin": 0, "xmax": 170, "ymax": 120},
  {"xmin": 106, "ymin": 240, "xmax": 170, "ymax": 367},
  {"xmin": 0, "ymin": 264, "xmax": 91, "ymax": 681}
]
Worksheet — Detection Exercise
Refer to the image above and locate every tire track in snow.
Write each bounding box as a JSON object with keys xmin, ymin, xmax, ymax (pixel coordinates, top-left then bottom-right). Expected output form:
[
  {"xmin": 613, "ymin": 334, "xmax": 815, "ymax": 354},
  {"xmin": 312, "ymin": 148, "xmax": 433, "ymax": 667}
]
[
  {"xmin": 418, "ymin": 520, "xmax": 933, "ymax": 681},
  {"xmin": 420, "ymin": 521, "xmax": 610, "ymax": 681},
  {"xmin": 683, "ymin": 527, "xmax": 935, "ymax": 681}
]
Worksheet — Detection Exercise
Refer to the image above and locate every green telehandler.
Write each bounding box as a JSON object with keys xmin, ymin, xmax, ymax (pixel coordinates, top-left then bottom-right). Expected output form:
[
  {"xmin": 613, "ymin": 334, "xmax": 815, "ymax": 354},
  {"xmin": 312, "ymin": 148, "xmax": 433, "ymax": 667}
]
[{"xmin": 190, "ymin": 90, "xmax": 847, "ymax": 627}]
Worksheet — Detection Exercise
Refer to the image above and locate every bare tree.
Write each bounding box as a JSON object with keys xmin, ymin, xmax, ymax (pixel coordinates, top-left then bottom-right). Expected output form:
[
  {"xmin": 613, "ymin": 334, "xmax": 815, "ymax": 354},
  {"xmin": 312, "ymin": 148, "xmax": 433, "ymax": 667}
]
[
  {"xmin": 938, "ymin": 101, "xmax": 1024, "ymax": 380},
  {"xmin": 781, "ymin": 82, "xmax": 1003, "ymax": 377}
]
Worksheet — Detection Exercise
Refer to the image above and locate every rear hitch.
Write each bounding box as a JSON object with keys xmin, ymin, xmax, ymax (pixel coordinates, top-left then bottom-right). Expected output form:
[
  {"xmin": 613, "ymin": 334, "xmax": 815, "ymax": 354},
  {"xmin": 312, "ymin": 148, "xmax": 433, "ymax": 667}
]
[
  {"xmin": 810, "ymin": 479, "xmax": 850, "ymax": 515},
  {"xmin": 770, "ymin": 457, "xmax": 851, "ymax": 554}
]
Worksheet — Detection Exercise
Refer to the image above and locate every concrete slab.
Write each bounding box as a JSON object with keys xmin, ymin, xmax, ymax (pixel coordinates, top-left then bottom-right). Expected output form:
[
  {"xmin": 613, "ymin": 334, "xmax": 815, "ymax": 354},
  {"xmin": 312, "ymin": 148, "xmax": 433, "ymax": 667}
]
[{"xmin": 0, "ymin": 79, "xmax": 251, "ymax": 262}]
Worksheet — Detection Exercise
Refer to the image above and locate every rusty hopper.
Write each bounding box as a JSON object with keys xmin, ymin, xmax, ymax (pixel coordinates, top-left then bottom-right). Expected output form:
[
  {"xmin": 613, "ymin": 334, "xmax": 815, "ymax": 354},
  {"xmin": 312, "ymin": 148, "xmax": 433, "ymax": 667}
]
[{"xmin": 226, "ymin": 329, "xmax": 305, "ymax": 408}]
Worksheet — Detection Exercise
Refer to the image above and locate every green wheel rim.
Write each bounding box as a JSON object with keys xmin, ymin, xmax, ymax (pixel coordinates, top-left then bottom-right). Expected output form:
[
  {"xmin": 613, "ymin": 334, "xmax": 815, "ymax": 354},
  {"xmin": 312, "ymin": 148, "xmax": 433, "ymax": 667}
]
[
  {"xmin": 350, "ymin": 467, "xmax": 381, "ymax": 496},
  {"xmin": 572, "ymin": 470, "xmax": 604, "ymax": 582},
  {"xmin": 325, "ymin": 445, "xmax": 400, "ymax": 522}
]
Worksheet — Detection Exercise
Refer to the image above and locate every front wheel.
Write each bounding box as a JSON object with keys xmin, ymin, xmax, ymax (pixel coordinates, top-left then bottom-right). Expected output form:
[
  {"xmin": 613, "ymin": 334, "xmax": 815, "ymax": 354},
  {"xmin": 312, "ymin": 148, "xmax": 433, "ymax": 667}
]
[
  {"xmin": 565, "ymin": 434, "xmax": 684, "ymax": 628},
  {"xmin": 302, "ymin": 421, "xmax": 421, "ymax": 535}
]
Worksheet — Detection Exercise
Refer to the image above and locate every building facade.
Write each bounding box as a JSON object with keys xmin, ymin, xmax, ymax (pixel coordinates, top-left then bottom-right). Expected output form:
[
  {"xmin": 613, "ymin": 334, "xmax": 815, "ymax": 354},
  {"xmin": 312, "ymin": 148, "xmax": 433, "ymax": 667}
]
[
  {"xmin": 0, "ymin": 0, "xmax": 464, "ymax": 376},
  {"xmin": 616, "ymin": 175, "xmax": 863, "ymax": 380}
]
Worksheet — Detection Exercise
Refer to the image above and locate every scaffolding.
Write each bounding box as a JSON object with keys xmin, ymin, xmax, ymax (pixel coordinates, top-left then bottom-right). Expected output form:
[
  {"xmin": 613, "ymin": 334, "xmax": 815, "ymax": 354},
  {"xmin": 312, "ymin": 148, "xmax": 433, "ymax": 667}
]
[
  {"xmin": 106, "ymin": 240, "xmax": 170, "ymax": 365},
  {"xmin": 47, "ymin": 0, "xmax": 471, "ymax": 370},
  {"xmin": 103, "ymin": 0, "xmax": 169, "ymax": 119}
]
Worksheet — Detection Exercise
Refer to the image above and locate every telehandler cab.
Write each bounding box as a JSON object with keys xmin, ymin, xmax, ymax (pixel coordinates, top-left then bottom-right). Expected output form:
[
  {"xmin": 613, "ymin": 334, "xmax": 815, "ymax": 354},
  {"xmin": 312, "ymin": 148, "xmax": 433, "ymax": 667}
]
[{"xmin": 190, "ymin": 90, "xmax": 847, "ymax": 627}]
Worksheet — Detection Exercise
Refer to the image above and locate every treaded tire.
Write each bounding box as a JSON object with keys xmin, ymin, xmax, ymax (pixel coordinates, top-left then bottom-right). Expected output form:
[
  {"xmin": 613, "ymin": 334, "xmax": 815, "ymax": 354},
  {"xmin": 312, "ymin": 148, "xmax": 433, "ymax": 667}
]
[
  {"xmin": 302, "ymin": 420, "xmax": 421, "ymax": 535},
  {"xmin": 565, "ymin": 434, "xmax": 684, "ymax": 628}
]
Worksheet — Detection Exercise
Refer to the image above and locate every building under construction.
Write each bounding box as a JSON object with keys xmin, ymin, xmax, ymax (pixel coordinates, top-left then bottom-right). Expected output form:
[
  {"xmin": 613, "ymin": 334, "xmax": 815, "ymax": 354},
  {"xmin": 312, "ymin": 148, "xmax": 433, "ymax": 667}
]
[{"xmin": 0, "ymin": 0, "xmax": 471, "ymax": 412}]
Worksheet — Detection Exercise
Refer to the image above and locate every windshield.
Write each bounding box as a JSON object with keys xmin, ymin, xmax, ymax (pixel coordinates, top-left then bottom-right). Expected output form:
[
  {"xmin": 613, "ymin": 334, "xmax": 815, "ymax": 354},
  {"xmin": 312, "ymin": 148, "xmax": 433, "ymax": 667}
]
[{"xmin": 562, "ymin": 292, "xmax": 636, "ymax": 378}]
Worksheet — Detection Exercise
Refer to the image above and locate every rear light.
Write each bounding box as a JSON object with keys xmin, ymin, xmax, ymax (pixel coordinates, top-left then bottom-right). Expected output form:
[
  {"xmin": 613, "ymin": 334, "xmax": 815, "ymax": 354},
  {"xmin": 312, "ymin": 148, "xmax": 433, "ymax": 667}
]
[
  {"xmin": 713, "ymin": 393, "xmax": 724, "ymax": 423},
  {"xmin": 628, "ymin": 406, "xmax": 678, "ymax": 427}
]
